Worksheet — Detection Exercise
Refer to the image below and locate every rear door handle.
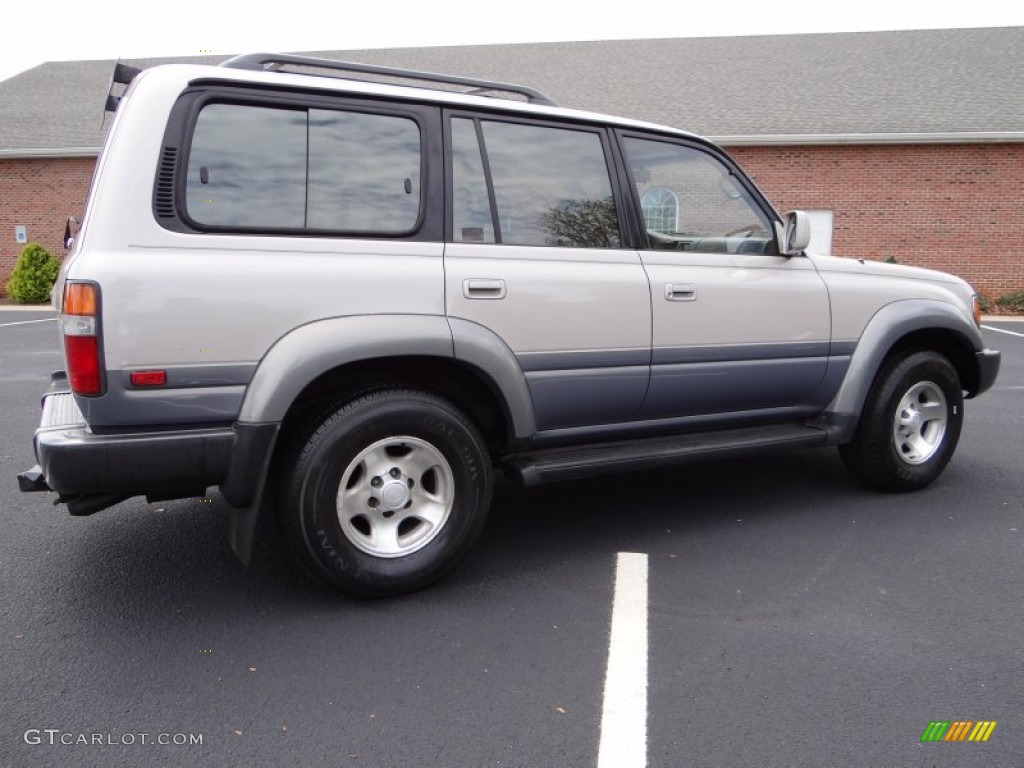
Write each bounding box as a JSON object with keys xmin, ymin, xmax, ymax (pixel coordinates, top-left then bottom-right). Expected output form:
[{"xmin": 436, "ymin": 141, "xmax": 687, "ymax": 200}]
[
  {"xmin": 665, "ymin": 283, "xmax": 697, "ymax": 302},
  {"xmin": 463, "ymin": 278, "xmax": 507, "ymax": 300}
]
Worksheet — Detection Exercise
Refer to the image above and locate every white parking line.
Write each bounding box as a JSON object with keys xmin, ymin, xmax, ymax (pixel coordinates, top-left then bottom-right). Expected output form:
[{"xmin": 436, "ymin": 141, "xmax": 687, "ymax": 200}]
[
  {"xmin": 981, "ymin": 324, "xmax": 1024, "ymax": 338},
  {"xmin": 0, "ymin": 318, "xmax": 55, "ymax": 328},
  {"xmin": 597, "ymin": 552, "xmax": 648, "ymax": 768}
]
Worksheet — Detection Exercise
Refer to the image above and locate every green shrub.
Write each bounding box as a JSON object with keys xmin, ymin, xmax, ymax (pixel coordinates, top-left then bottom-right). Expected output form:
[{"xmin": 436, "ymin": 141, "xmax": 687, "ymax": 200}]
[
  {"xmin": 4, "ymin": 242, "xmax": 59, "ymax": 304},
  {"xmin": 977, "ymin": 293, "xmax": 992, "ymax": 313},
  {"xmin": 883, "ymin": 255, "xmax": 899, "ymax": 264},
  {"xmin": 996, "ymin": 290, "xmax": 1024, "ymax": 313}
]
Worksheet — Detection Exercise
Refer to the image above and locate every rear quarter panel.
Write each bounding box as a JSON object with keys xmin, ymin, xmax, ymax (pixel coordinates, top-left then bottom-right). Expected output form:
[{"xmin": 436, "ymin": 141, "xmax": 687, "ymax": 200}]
[{"xmin": 64, "ymin": 67, "xmax": 445, "ymax": 426}]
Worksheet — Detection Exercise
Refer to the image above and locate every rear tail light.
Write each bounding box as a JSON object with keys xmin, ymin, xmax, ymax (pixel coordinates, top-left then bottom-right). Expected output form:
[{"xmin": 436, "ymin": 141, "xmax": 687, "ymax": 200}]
[{"xmin": 62, "ymin": 282, "xmax": 103, "ymax": 395}]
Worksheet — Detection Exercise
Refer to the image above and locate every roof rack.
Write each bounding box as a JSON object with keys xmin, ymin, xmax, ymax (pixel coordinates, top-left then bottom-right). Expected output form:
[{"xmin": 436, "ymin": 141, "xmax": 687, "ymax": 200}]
[{"xmin": 219, "ymin": 53, "xmax": 559, "ymax": 107}]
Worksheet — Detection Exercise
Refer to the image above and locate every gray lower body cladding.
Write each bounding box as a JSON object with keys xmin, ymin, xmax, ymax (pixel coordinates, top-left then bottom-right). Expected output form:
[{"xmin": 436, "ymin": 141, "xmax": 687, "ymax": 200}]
[
  {"xmin": 973, "ymin": 348, "xmax": 1000, "ymax": 396},
  {"xmin": 23, "ymin": 390, "xmax": 233, "ymax": 499}
]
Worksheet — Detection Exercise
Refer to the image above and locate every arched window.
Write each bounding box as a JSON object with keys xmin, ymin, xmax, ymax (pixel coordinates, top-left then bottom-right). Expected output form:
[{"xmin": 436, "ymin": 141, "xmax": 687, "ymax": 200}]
[{"xmin": 641, "ymin": 187, "xmax": 678, "ymax": 234}]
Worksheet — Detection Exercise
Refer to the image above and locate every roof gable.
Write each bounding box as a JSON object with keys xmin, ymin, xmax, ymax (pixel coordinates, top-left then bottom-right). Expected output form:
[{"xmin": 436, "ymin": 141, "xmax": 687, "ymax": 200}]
[{"xmin": 0, "ymin": 27, "xmax": 1021, "ymax": 155}]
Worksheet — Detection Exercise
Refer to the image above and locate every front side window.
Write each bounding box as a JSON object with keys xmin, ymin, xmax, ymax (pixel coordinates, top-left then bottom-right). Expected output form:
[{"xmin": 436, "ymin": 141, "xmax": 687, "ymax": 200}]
[
  {"xmin": 451, "ymin": 117, "xmax": 621, "ymax": 248},
  {"xmin": 623, "ymin": 136, "xmax": 775, "ymax": 254},
  {"xmin": 185, "ymin": 102, "xmax": 422, "ymax": 234}
]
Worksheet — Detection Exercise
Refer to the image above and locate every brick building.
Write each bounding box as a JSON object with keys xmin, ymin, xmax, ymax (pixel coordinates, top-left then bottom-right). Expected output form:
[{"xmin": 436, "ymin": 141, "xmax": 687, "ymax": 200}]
[{"xmin": 1, "ymin": 27, "xmax": 1021, "ymax": 297}]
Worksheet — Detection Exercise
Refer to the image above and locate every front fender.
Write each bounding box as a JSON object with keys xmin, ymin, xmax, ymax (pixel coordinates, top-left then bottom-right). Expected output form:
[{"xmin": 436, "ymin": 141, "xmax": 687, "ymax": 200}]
[{"xmin": 824, "ymin": 299, "xmax": 985, "ymax": 437}]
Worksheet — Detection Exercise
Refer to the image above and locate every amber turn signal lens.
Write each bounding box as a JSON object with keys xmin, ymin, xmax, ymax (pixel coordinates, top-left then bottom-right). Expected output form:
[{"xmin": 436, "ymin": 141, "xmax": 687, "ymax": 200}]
[
  {"xmin": 61, "ymin": 281, "xmax": 102, "ymax": 395},
  {"xmin": 64, "ymin": 282, "xmax": 97, "ymax": 316}
]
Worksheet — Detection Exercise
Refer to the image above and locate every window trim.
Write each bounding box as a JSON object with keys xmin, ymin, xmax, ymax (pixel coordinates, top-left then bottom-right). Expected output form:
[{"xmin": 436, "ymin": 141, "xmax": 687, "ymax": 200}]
[{"xmin": 154, "ymin": 86, "xmax": 443, "ymax": 241}]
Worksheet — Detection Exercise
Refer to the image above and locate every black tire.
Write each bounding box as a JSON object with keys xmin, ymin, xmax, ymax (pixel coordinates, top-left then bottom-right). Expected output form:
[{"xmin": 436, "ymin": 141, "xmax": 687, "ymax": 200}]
[
  {"xmin": 279, "ymin": 389, "xmax": 492, "ymax": 597},
  {"xmin": 839, "ymin": 350, "xmax": 964, "ymax": 492}
]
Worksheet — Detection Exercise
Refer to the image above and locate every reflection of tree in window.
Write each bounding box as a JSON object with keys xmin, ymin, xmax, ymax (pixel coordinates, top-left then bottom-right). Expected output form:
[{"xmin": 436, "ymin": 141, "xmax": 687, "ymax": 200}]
[
  {"xmin": 540, "ymin": 197, "xmax": 620, "ymax": 248},
  {"xmin": 641, "ymin": 187, "xmax": 678, "ymax": 234},
  {"xmin": 481, "ymin": 121, "xmax": 620, "ymax": 248}
]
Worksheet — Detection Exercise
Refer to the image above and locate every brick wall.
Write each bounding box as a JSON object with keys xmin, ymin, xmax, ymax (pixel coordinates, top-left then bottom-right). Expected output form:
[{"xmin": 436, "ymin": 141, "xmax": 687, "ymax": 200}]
[
  {"xmin": 2, "ymin": 145, "xmax": 1022, "ymax": 298},
  {"xmin": 729, "ymin": 143, "xmax": 1024, "ymax": 298},
  {"xmin": 0, "ymin": 157, "xmax": 94, "ymax": 294}
]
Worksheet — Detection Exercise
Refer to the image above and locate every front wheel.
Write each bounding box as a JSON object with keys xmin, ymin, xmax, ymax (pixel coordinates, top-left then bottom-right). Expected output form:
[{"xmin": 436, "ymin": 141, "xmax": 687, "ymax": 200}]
[
  {"xmin": 279, "ymin": 389, "xmax": 492, "ymax": 597},
  {"xmin": 839, "ymin": 350, "xmax": 964, "ymax": 492}
]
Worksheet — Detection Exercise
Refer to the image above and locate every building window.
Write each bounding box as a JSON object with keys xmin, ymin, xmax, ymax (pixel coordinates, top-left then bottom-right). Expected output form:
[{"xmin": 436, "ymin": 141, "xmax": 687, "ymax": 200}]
[{"xmin": 641, "ymin": 187, "xmax": 678, "ymax": 234}]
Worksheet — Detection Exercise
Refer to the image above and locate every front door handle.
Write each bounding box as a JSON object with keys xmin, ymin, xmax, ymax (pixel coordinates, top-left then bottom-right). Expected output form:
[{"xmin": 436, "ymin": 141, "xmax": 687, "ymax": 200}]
[
  {"xmin": 464, "ymin": 278, "xmax": 507, "ymax": 300},
  {"xmin": 665, "ymin": 283, "xmax": 697, "ymax": 302}
]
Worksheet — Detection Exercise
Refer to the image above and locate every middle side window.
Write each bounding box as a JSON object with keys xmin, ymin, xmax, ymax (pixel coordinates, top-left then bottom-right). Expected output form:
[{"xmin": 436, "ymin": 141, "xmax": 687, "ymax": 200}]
[{"xmin": 451, "ymin": 117, "xmax": 621, "ymax": 248}]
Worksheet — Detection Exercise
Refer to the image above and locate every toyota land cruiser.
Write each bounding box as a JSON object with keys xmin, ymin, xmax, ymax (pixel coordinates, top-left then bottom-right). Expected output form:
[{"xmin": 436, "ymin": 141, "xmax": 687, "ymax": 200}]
[{"xmin": 18, "ymin": 54, "xmax": 1001, "ymax": 596}]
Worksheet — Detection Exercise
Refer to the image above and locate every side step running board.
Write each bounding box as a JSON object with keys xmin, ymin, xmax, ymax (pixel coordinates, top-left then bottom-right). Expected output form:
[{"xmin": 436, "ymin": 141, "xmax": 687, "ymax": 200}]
[{"xmin": 504, "ymin": 423, "xmax": 828, "ymax": 487}]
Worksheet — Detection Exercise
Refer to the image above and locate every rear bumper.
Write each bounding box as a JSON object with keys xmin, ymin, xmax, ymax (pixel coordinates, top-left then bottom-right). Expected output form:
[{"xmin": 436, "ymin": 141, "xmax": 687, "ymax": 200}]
[{"xmin": 19, "ymin": 388, "xmax": 233, "ymax": 498}]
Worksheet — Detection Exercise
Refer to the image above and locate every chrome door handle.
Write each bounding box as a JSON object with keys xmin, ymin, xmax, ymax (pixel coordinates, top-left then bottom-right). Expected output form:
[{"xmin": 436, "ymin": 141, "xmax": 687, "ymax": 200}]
[
  {"xmin": 463, "ymin": 278, "xmax": 506, "ymax": 300},
  {"xmin": 665, "ymin": 283, "xmax": 697, "ymax": 301}
]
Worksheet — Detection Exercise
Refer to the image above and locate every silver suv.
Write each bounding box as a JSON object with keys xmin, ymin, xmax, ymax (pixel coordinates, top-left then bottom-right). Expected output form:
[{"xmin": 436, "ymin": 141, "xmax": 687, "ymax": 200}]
[{"xmin": 18, "ymin": 54, "xmax": 1001, "ymax": 596}]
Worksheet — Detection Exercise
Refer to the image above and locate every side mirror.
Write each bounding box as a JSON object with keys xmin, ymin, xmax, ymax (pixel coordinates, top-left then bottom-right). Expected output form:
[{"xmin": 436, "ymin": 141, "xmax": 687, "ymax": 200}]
[{"xmin": 780, "ymin": 210, "xmax": 811, "ymax": 255}]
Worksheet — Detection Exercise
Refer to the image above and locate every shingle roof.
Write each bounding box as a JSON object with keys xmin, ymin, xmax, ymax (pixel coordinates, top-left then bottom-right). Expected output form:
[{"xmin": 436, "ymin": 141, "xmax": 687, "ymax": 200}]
[{"xmin": 1, "ymin": 26, "xmax": 1022, "ymax": 155}]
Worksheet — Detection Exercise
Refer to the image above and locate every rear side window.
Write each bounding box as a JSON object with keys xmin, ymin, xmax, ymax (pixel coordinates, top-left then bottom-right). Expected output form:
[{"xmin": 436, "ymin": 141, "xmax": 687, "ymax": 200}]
[
  {"xmin": 451, "ymin": 117, "xmax": 621, "ymax": 248},
  {"xmin": 185, "ymin": 103, "xmax": 422, "ymax": 235},
  {"xmin": 186, "ymin": 105, "xmax": 306, "ymax": 228}
]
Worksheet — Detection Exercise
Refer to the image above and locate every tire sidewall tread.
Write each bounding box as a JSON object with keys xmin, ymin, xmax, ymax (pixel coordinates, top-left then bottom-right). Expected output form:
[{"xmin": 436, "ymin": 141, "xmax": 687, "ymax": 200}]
[
  {"xmin": 279, "ymin": 389, "xmax": 491, "ymax": 597},
  {"xmin": 840, "ymin": 350, "xmax": 964, "ymax": 492}
]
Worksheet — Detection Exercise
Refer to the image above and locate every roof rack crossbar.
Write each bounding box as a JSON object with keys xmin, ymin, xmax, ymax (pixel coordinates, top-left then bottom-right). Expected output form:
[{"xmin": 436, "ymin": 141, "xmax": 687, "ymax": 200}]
[{"xmin": 219, "ymin": 53, "xmax": 558, "ymax": 107}]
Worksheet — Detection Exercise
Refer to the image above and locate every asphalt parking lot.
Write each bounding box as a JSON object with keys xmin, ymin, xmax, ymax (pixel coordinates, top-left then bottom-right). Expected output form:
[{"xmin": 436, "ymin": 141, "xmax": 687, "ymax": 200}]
[{"xmin": 1, "ymin": 310, "xmax": 1022, "ymax": 768}]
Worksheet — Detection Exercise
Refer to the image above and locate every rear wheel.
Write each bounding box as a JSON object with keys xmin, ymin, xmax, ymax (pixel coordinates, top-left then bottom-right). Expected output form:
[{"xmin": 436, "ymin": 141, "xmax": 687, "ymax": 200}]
[
  {"xmin": 839, "ymin": 350, "xmax": 964, "ymax": 492},
  {"xmin": 279, "ymin": 389, "xmax": 492, "ymax": 597}
]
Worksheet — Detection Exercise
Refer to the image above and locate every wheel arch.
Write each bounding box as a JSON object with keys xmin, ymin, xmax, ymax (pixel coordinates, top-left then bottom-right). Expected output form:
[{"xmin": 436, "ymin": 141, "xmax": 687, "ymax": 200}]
[
  {"xmin": 236, "ymin": 314, "xmax": 534, "ymax": 435},
  {"xmin": 884, "ymin": 328, "xmax": 981, "ymax": 395},
  {"xmin": 824, "ymin": 299, "xmax": 984, "ymax": 441},
  {"xmin": 222, "ymin": 315, "xmax": 533, "ymax": 517},
  {"xmin": 277, "ymin": 355, "xmax": 516, "ymax": 458}
]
